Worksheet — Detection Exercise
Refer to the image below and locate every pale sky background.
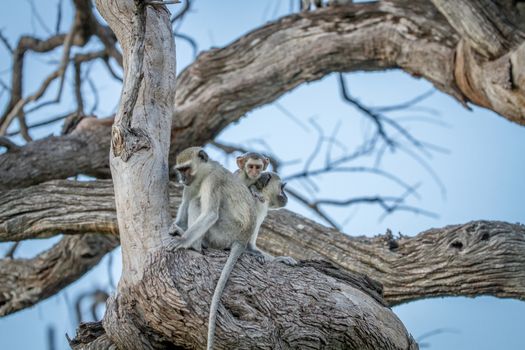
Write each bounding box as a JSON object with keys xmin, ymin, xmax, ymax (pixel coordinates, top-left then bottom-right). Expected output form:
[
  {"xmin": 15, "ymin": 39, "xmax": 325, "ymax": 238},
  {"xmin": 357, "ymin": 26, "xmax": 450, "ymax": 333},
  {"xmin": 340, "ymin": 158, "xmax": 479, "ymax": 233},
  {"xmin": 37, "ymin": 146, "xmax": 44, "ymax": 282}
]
[{"xmin": 0, "ymin": 1, "xmax": 524, "ymax": 349}]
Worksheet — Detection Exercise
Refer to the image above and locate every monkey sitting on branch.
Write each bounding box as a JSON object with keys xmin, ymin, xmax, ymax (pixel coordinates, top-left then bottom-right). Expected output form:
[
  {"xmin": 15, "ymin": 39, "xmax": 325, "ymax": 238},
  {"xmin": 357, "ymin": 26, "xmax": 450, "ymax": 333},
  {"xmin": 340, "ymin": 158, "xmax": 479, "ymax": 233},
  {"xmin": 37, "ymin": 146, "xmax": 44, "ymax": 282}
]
[{"xmin": 168, "ymin": 146, "xmax": 294, "ymax": 350}]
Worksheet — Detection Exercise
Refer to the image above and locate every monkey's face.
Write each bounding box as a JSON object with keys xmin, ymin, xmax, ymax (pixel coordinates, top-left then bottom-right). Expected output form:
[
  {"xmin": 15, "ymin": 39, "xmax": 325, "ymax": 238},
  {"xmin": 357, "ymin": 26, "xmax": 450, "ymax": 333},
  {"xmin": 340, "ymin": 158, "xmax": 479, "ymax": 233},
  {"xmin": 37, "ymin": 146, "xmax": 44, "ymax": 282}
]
[
  {"xmin": 175, "ymin": 164, "xmax": 194, "ymax": 186},
  {"xmin": 245, "ymin": 159, "xmax": 264, "ymax": 180},
  {"xmin": 275, "ymin": 182, "xmax": 288, "ymax": 208}
]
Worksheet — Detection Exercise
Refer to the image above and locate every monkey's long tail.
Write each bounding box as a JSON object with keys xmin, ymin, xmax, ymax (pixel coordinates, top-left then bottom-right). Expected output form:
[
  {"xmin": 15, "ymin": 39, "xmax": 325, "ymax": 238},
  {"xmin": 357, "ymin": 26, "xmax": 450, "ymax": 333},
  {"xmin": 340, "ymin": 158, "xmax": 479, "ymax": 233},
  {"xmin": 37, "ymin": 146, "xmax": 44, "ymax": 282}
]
[{"xmin": 207, "ymin": 241, "xmax": 244, "ymax": 350}]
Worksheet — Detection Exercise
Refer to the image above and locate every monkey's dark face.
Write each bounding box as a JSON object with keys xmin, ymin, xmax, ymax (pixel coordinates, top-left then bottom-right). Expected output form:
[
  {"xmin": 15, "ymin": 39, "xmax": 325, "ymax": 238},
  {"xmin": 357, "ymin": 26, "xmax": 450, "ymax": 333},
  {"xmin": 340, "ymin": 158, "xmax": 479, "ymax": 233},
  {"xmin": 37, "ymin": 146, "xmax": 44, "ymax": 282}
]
[
  {"xmin": 245, "ymin": 159, "xmax": 264, "ymax": 180},
  {"xmin": 276, "ymin": 182, "xmax": 288, "ymax": 207},
  {"xmin": 175, "ymin": 164, "xmax": 194, "ymax": 186}
]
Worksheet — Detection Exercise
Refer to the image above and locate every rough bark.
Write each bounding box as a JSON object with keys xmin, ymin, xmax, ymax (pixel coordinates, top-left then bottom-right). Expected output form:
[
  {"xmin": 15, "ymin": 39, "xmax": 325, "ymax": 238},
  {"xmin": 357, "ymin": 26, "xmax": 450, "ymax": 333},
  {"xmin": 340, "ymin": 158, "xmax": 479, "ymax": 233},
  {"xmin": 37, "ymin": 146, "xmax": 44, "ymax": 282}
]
[
  {"xmin": 0, "ymin": 180, "xmax": 118, "ymax": 242},
  {"xmin": 96, "ymin": 0, "xmax": 176, "ymax": 281},
  {"xmin": 89, "ymin": 1, "xmax": 418, "ymax": 348},
  {"xmin": 1, "ymin": 179, "xmax": 524, "ymax": 316},
  {"xmin": 97, "ymin": 249, "xmax": 417, "ymax": 350},
  {"xmin": 0, "ymin": 233, "xmax": 118, "ymax": 316},
  {"xmin": 429, "ymin": 0, "xmax": 523, "ymax": 58},
  {"xmin": 3, "ymin": 0, "xmax": 525, "ymax": 190}
]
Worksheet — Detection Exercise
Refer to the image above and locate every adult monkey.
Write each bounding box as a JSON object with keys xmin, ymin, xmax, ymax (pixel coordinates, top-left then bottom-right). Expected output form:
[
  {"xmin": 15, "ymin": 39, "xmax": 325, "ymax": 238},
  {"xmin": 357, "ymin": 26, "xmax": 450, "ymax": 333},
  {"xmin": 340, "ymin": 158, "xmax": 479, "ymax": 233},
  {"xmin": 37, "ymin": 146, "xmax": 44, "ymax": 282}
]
[{"xmin": 168, "ymin": 147, "xmax": 291, "ymax": 350}]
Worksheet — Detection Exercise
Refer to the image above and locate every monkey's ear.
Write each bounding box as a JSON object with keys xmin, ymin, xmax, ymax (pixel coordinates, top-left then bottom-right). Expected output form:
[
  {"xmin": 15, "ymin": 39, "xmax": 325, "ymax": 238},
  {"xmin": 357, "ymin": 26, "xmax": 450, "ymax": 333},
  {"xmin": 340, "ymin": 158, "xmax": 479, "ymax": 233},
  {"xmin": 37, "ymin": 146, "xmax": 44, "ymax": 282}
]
[
  {"xmin": 236, "ymin": 156, "xmax": 245, "ymax": 169},
  {"xmin": 262, "ymin": 156, "xmax": 270, "ymax": 170},
  {"xmin": 198, "ymin": 150, "xmax": 209, "ymax": 162}
]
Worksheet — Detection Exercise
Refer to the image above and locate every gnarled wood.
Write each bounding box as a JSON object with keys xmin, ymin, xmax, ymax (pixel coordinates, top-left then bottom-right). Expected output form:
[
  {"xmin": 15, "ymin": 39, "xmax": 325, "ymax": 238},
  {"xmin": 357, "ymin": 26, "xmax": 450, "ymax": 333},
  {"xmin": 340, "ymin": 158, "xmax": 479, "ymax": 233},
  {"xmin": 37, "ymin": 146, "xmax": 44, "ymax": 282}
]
[
  {"xmin": 430, "ymin": 0, "xmax": 523, "ymax": 58},
  {"xmin": 1, "ymin": 180, "xmax": 524, "ymax": 316},
  {"xmin": 3, "ymin": 0, "xmax": 525, "ymax": 191},
  {"xmin": 82, "ymin": 249, "xmax": 418, "ymax": 350},
  {"xmin": 96, "ymin": 0, "xmax": 176, "ymax": 282},
  {"xmin": 0, "ymin": 233, "xmax": 118, "ymax": 316}
]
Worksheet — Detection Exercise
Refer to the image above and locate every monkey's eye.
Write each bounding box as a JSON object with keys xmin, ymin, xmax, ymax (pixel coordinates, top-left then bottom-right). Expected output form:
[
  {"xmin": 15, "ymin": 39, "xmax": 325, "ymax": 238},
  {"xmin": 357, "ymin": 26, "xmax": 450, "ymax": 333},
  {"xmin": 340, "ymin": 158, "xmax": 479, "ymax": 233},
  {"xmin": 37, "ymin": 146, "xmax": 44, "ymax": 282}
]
[{"xmin": 177, "ymin": 166, "xmax": 190, "ymax": 173}]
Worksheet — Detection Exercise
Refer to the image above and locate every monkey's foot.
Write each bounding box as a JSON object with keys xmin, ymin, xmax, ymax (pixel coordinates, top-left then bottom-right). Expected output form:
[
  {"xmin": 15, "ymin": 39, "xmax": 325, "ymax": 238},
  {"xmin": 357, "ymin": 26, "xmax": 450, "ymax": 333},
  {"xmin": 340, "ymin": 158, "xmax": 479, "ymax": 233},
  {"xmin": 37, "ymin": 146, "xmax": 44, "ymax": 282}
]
[
  {"xmin": 167, "ymin": 237, "xmax": 202, "ymax": 253},
  {"xmin": 168, "ymin": 222, "xmax": 185, "ymax": 236},
  {"xmin": 246, "ymin": 250, "xmax": 270, "ymax": 264},
  {"xmin": 272, "ymin": 256, "xmax": 298, "ymax": 266}
]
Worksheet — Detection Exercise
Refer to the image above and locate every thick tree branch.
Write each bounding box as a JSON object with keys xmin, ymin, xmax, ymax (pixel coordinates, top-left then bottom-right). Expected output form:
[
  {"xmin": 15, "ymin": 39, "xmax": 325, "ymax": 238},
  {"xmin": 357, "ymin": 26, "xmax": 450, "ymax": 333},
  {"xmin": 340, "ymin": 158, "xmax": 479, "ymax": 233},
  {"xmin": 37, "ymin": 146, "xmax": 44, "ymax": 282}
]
[
  {"xmin": 0, "ymin": 118, "xmax": 112, "ymax": 190},
  {"xmin": 0, "ymin": 180, "xmax": 118, "ymax": 242},
  {"xmin": 429, "ymin": 0, "xmax": 524, "ymax": 58},
  {"xmin": 2, "ymin": 0, "xmax": 525, "ymax": 190},
  {"xmin": 0, "ymin": 233, "xmax": 118, "ymax": 316},
  {"xmin": 1, "ymin": 180, "xmax": 523, "ymax": 311}
]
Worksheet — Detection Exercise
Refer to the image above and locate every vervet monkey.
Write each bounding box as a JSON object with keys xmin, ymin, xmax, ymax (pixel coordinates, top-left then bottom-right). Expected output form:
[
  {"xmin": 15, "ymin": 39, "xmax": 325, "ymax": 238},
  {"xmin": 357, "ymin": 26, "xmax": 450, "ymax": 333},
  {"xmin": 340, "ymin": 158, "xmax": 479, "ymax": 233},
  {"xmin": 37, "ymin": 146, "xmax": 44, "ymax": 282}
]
[
  {"xmin": 168, "ymin": 147, "xmax": 291, "ymax": 350},
  {"xmin": 234, "ymin": 151, "xmax": 270, "ymax": 202},
  {"xmin": 247, "ymin": 172, "xmax": 296, "ymax": 265}
]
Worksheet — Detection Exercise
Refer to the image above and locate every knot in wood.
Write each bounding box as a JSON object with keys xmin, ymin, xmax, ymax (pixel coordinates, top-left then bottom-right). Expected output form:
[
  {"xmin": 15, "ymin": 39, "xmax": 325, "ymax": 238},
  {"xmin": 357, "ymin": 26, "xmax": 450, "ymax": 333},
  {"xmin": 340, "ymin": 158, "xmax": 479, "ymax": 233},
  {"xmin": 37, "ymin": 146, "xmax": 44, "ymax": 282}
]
[{"xmin": 111, "ymin": 124, "xmax": 151, "ymax": 162}]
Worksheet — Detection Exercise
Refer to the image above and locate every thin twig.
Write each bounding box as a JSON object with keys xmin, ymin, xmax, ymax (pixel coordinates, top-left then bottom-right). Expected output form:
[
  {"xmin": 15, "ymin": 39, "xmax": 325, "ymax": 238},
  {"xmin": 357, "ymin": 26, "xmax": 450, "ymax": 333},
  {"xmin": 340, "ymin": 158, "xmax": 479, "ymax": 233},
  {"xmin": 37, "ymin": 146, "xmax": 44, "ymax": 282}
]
[
  {"xmin": 171, "ymin": 0, "xmax": 191, "ymax": 24},
  {"xmin": 0, "ymin": 22, "xmax": 77, "ymax": 135},
  {"xmin": 285, "ymin": 186, "xmax": 341, "ymax": 229},
  {"xmin": 174, "ymin": 32, "xmax": 198, "ymax": 58},
  {"xmin": 55, "ymin": 0, "xmax": 63, "ymax": 34},
  {"xmin": 0, "ymin": 30, "xmax": 13, "ymax": 53}
]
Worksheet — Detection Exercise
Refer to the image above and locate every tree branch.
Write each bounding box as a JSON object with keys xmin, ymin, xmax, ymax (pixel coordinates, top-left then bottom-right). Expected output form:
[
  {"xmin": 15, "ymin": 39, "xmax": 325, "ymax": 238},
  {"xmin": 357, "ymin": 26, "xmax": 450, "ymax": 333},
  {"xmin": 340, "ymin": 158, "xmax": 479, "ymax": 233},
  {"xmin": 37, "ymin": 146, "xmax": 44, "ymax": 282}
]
[
  {"xmin": 1, "ymin": 180, "xmax": 523, "ymax": 311},
  {"xmin": 2, "ymin": 0, "xmax": 525, "ymax": 189},
  {"xmin": 429, "ymin": 0, "xmax": 524, "ymax": 58},
  {"xmin": 0, "ymin": 233, "xmax": 118, "ymax": 316}
]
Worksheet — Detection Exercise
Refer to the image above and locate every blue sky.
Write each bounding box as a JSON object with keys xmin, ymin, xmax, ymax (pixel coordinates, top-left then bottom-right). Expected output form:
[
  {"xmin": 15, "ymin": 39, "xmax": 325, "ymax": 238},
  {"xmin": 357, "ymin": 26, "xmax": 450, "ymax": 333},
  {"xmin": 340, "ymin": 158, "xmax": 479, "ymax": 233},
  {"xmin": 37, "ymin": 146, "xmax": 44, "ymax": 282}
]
[{"xmin": 0, "ymin": 1, "xmax": 524, "ymax": 349}]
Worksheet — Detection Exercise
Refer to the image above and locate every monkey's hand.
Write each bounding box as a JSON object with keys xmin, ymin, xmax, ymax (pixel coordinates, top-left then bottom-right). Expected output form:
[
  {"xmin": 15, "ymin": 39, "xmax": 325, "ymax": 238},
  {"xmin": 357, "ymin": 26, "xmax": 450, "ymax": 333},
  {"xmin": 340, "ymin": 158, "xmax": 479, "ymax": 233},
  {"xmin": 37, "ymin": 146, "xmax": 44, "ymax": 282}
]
[
  {"xmin": 250, "ymin": 186, "xmax": 265, "ymax": 203},
  {"xmin": 168, "ymin": 222, "xmax": 185, "ymax": 236}
]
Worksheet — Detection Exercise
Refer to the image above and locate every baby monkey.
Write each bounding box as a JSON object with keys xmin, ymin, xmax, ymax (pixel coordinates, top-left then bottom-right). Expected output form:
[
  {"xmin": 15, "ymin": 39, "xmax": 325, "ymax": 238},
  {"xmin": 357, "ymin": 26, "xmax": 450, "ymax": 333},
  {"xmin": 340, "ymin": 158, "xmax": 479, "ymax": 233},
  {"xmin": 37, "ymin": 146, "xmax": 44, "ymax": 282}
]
[{"xmin": 234, "ymin": 152, "xmax": 270, "ymax": 202}]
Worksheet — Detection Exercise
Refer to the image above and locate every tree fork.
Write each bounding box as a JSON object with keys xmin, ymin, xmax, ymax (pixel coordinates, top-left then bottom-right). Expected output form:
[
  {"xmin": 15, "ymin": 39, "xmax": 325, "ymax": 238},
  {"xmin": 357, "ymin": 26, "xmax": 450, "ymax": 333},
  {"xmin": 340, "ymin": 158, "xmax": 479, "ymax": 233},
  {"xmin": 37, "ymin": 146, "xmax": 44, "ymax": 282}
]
[{"xmin": 93, "ymin": 0, "xmax": 418, "ymax": 348}]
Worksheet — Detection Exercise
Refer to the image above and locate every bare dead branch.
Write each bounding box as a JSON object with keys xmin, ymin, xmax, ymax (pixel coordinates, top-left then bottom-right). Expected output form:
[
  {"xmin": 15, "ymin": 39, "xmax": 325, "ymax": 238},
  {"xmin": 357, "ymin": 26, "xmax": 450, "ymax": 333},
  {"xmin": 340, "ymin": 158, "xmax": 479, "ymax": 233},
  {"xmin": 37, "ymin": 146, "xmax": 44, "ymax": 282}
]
[
  {"xmin": 74, "ymin": 289, "xmax": 109, "ymax": 324},
  {"xmin": 0, "ymin": 30, "xmax": 13, "ymax": 53},
  {"xmin": 1, "ymin": 179, "xmax": 524, "ymax": 314},
  {"xmin": 174, "ymin": 32, "xmax": 198, "ymax": 58},
  {"xmin": 171, "ymin": 0, "xmax": 191, "ymax": 24},
  {"xmin": 109, "ymin": 0, "xmax": 149, "ymax": 161},
  {"xmin": 285, "ymin": 186, "xmax": 341, "ymax": 229},
  {"xmin": 55, "ymin": 0, "xmax": 63, "ymax": 34},
  {"xmin": 2, "ymin": 1, "xmax": 525, "ymax": 189},
  {"xmin": 6, "ymin": 111, "xmax": 74, "ymax": 136},
  {"xmin": 0, "ymin": 233, "xmax": 118, "ymax": 316},
  {"xmin": 0, "ymin": 22, "xmax": 77, "ymax": 135},
  {"xmin": 26, "ymin": 0, "xmax": 53, "ymax": 35},
  {"xmin": 373, "ymin": 89, "xmax": 435, "ymax": 113},
  {"xmin": 430, "ymin": 0, "xmax": 524, "ymax": 58}
]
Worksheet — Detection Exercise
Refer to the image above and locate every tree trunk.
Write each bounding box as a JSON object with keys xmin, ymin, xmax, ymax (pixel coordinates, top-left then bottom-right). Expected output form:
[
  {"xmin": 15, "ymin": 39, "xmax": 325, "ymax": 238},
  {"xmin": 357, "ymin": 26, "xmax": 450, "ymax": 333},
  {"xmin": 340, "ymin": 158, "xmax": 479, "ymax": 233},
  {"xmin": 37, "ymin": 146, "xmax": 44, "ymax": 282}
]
[{"xmin": 90, "ymin": 1, "xmax": 418, "ymax": 349}]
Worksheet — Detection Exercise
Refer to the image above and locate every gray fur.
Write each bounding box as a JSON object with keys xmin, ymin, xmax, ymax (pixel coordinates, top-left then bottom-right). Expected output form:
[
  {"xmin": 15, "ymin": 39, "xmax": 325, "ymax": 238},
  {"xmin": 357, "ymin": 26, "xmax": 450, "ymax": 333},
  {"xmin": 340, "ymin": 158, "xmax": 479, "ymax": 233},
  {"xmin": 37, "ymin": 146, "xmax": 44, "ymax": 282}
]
[
  {"xmin": 169, "ymin": 147, "xmax": 258, "ymax": 349},
  {"xmin": 245, "ymin": 172, "xmax": 297, "ymax": 265}
]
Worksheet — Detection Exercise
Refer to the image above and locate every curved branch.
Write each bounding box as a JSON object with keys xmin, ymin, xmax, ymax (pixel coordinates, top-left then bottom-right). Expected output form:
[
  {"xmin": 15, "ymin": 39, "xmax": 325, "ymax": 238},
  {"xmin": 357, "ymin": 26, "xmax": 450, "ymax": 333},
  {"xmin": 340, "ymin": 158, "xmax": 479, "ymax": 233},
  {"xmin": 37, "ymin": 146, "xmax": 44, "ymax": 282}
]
[
  {"xmin": 0, "ymin": 233, "xmax": 118, "ymax": 316},
  {"xmin": 429, "ymin": 0, "xmax": 524, "ymax": 58},
  {"xmin": 0, "ymin": 1, "xmax": 450, "ymax": 189},
  {"xmin": 1, "ymin": 180, "xmax": 523, "ymax": 310},
  {"xmin": 3, "ymin": 0, "xmax": 525, "ymax": 189}
]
